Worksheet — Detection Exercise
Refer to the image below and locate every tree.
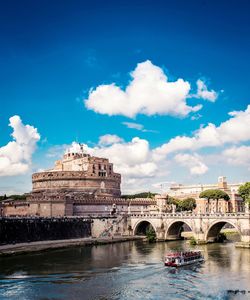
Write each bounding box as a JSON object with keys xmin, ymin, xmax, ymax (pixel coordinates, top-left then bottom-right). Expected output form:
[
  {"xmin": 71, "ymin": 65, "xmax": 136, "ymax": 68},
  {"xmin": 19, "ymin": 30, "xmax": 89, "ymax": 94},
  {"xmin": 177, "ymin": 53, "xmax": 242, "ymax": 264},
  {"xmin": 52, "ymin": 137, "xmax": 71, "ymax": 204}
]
[
  {"xmin": 238, "ymin": 182, "xmax": 250, "ymax": 207},
  {"xmin": 238, "ymin": 182, "xmax": 250, "ymax": 201},
  {"xmin": 167, "ymin": 197, "xmax": 196, "ymax": 212},
  {"xmin": 146, "ymin": 227, "xmax": 156, "ymax": 243},
  {"xmin": 121, "ymin": 192, "xmax": 157, "ymax": 199},
  {"xmin": 180, "ymin": 198, "xmax": 196, "ymax": 211},
  {"xmin": 199, "ymin": 189, "xmax": 230, "ymax": 213},
  {"xmin": 0, "ymin": 195, "xmax": 6, "ymax": 201},
  {"xmin": 0, "ymin": 194, "xmax": 26, "ymax": 202}
]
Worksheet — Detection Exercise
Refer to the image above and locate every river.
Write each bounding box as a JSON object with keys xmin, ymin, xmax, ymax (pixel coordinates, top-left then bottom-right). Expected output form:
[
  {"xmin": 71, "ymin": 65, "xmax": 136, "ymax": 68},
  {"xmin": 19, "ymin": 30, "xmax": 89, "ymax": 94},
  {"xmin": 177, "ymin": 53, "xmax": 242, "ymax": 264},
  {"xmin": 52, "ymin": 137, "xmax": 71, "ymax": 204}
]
[{"xmin": 0, "ymin": 239, "xmax": 250, "ymax": 300}]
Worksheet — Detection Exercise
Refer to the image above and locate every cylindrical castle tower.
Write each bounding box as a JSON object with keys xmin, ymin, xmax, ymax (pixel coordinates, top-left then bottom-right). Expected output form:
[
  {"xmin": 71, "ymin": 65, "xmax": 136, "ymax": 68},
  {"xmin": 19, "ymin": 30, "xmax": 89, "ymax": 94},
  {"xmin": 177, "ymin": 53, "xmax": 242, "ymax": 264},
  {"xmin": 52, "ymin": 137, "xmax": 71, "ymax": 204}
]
[{"xmin": 32, "ymin": 150, "xmax": 121, "ymax": 198}]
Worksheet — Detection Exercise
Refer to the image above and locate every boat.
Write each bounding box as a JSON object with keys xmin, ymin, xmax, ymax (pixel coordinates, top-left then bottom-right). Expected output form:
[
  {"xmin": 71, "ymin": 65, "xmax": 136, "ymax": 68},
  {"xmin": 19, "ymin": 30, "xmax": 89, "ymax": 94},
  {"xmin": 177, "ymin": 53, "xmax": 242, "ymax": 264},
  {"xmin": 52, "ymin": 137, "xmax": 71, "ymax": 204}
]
[{"xmin": 164, "ymin": 250, "xmax": 204, "ymax": 267}]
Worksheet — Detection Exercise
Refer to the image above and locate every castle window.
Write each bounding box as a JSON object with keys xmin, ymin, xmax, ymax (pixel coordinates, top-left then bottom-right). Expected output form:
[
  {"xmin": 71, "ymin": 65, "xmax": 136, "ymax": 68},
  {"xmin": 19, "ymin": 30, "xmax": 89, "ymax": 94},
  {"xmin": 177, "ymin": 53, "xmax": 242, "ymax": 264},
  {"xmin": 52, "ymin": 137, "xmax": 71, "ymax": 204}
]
[{"xmin": 98, "ymin": 171, "xmax": 106, "ymax": 177}]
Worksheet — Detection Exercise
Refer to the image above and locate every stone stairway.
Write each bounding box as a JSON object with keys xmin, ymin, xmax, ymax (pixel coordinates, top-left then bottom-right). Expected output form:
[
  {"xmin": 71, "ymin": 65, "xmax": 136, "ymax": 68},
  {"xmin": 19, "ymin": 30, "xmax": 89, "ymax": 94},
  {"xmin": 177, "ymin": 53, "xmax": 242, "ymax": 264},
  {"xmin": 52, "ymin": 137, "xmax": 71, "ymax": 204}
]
[{"xmin": 99, "ymin": 215, "xmax": 126, "ymax": 237}]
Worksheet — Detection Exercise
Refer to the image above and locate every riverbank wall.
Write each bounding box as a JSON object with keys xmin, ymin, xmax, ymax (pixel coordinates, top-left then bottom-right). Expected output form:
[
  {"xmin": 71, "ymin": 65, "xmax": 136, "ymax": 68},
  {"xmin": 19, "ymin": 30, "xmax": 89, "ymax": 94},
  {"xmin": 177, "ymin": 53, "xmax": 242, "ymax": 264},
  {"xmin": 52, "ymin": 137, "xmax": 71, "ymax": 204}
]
[{"xmin": 0, "ymin": 217, "xmax": 92, "ymax": 245}]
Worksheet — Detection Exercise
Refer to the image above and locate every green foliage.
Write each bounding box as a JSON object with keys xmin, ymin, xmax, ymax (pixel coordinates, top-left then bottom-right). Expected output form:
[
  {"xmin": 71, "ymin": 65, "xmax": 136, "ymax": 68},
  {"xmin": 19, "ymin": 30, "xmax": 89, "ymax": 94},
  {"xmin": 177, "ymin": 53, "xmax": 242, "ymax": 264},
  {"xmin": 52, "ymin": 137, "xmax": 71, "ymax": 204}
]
[
  {"xmin": 189, "ymin": 236, "xmax": 197, "ymax": 245},
  {"xmin": 121, "ymin": 192, "xmax": 157, "ymax": 199},
  {"xmin": 167, "ymin": 197, "xmax": 196, "ymax": 212},
  {"xmin": 180, "ymin": 198, "xmax": 196, "ymax": 211},
  {"xmin": 0, "ymin": 194, "xmax": 26, "ymax": 201},
  {"xmin": 238, "ymin": 182, "xmax": 250, "ymax": 204},
  {"xmin": 167, "ymin": 196, "xmax": 176, "ymax": 205},
  {"xmin": 199, "ymin": 189, "xmax": 230, "ymax": 201},
  {"xmin": 0, "ymin": 194, "xmax": 7, "ymax": 201},
  {"xmin": 146, "ymin": 227, "xmax": 156, "ymax": 243}
]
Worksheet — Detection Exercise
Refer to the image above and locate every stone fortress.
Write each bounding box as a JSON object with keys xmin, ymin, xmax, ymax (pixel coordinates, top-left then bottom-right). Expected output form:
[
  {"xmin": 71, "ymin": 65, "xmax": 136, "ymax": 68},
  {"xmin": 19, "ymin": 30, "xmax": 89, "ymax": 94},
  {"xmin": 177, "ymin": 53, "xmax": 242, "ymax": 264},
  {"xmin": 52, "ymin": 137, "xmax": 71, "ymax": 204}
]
[{"xmin": 32, "ymin": 145, "xmax": 121, "ymax": 197}]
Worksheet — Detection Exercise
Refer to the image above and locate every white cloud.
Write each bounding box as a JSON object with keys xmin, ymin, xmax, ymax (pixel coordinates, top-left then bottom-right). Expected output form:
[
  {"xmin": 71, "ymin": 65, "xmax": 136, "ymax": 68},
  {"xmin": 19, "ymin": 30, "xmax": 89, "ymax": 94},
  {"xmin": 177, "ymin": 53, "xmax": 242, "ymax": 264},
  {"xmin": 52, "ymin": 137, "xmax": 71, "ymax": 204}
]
[
  {"xmin": 0, "ymin": 116, "xmax": 40, "ymax": 176},
  {"xmin": 96, "ymin": 137, "xmax": 149, "ymax": 165},
  {"xmin": 98, "ymin": 134, "xmax": 123, "ymax": 146},
  {"xmin": 223, "ymin": 146, "xmax": 250, "ymax": 167},
  {"xmin": 65, "ymin": 137, "xmax": 157, "ymax": 179},
  {"xmin": 219, "ymin": 107, "xmax": 250, "ymax": 143},
  {"xmin": 154, "ymin": 105, "xmax": 250, "ymax": 159},
  {"xmin": 43, "ymin": 104, "xmax": 250, "ymax": 193},
  {"xmin": 122, "ymin": 122, "xmax": 144, "ymax": 131},
  {"xmin": 174, "ymin": 153, "xmax": 209, "ymax": 175},
  {"xmin": 65, "ymin": 142, "xmax": 92, "ymax": 154},
  {"xmin": 191, "ymin": 113, "xmax": 202, "ymax": 121},
  {"xmin": 122, "ymin": 121, "xmax": 157, "ymax": 133},
  {"xmin": 116, "ymin": 162, "xmax": 157, "ymax": 178},
  {"xmin": 195, "ymin": 79, "xmax": 218, "ymax": 102},
  {"xmin": 85, "ymin": 60, "xmax": 202, "ymax": 118}
]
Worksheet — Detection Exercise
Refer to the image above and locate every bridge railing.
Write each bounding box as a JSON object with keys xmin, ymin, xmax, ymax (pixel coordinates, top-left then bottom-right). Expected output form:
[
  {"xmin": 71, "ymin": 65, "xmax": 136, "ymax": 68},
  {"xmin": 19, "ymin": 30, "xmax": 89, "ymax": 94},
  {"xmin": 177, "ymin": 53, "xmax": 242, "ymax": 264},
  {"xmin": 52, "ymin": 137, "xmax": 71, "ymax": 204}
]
[{"xmin": 128, "ymin": 212, "xmax": 249, "ymax": 218}]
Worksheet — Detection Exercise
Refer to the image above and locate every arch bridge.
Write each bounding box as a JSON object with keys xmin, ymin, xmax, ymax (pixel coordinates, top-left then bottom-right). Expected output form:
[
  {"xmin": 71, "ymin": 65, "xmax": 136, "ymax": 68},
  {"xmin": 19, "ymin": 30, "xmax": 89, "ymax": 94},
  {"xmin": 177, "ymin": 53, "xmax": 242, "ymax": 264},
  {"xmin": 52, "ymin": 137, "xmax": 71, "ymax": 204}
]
[{"xmin": 129, "ymin": 212, "xmax": 250, "ymax": 244}]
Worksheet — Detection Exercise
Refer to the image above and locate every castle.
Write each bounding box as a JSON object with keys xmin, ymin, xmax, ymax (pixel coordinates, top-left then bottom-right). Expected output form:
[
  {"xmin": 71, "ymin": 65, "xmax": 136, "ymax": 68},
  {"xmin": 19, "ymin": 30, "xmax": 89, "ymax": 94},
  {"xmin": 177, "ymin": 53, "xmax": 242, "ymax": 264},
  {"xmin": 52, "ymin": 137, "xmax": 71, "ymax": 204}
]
[{"xmin": 32, "ymin": 147, "xmax": 121, "ymax": 198}]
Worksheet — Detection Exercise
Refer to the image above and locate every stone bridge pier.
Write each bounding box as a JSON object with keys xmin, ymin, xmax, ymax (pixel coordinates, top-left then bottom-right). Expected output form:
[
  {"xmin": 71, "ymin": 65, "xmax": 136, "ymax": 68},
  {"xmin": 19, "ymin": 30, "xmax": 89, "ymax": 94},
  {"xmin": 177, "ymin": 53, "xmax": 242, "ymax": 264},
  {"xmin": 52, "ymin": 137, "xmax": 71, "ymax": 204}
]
[{"xmin": 128, "ymin": 212, "xmax": 250, "ymax": 246}]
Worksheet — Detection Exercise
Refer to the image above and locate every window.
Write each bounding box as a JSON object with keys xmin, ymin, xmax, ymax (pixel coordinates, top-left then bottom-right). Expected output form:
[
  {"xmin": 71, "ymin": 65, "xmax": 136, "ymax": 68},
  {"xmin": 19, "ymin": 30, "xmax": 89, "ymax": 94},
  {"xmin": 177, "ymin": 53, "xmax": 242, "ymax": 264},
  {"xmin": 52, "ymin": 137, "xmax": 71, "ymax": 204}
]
[{"xmin": 98, "ymin": 171, "xmax": 106, "ymax": 177}]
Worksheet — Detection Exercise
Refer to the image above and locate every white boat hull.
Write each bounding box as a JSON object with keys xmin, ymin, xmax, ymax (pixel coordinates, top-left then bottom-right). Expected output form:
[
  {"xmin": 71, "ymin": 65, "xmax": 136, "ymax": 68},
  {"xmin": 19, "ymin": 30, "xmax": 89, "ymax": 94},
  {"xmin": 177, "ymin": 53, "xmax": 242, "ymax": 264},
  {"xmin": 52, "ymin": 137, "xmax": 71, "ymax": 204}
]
[
  {"xmin": 170, "ymin": 257, "xmax": 204, "ymax": 267},
  {"xmin": 164, "ymin": 251, "xmax": 204, "ymax": 267}
]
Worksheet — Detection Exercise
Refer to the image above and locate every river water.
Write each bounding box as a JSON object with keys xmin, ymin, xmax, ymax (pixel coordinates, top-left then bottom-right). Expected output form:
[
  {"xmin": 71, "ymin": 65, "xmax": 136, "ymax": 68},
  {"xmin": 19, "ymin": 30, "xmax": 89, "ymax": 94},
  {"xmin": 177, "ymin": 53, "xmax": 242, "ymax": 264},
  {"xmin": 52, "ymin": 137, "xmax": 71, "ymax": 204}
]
[{"xmin": 0, "ymin": 240, "xmax": 250, "ymax": 300}]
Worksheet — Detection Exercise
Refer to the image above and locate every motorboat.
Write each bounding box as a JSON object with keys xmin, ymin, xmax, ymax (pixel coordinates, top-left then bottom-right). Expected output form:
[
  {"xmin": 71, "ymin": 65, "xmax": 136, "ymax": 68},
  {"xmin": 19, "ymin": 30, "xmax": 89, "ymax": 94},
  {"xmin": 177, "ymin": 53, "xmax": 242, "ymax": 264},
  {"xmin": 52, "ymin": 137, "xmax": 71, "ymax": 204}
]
[{"xmin": 164, "ymin": 250, "xmax": 204, "ymax": 267}]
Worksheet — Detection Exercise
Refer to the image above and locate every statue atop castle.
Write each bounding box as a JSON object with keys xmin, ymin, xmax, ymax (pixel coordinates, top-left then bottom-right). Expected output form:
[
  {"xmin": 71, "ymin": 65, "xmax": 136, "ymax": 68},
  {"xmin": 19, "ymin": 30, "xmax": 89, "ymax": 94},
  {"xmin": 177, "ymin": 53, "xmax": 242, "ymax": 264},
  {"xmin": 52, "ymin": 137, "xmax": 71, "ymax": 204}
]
[{"xmin": 52, "ymin": 143, "xmax": 91, "ymax": 172}]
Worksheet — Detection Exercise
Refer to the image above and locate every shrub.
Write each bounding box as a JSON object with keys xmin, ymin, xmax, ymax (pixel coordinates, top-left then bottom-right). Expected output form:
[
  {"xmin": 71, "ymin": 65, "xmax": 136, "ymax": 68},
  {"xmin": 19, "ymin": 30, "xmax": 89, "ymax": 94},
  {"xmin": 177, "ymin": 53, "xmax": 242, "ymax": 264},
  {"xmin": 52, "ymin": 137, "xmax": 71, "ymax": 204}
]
[
  {"xmin": 189, "ymin": 237, "xmax": 197, "ymax": 245},
  {"xmin": 146, "ymin": 227, "xmax": 156, "ymax": 243}
]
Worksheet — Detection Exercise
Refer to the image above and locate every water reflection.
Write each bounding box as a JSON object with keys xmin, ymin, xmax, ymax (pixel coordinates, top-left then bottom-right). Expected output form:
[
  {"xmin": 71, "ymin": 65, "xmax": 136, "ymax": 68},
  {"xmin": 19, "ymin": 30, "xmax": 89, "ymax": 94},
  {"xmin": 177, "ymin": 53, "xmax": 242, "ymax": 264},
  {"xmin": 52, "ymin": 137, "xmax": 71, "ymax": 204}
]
[{"xmin": 0, "ymin": 240, "xmax": 250, "ymax": 300}]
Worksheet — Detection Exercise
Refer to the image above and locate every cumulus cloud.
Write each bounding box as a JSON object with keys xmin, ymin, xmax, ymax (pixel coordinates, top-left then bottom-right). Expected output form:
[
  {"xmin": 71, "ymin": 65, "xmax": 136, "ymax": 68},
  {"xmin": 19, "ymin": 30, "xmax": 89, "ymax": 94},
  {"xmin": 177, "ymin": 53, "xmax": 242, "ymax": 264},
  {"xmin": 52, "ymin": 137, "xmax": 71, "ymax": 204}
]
[
  {"xmin": 65, "ymin": 142, "xmax": 92, "ymax": 154},
  {"xmin": 85, "ymin": 60, "xmax": 202, "ymax": 118},
  {"xmin": 93, "ymin": 137, "xmax": 157, "ymax": 177},
  {"xmin": 98, "ymin": 134, "xmax": 123, "ymax": 146},
  {"xmin": 223, "ymin": 146, "xmax": 250, "ymax": 167},
  {"xmin": 174, "ymin": 153, "xmax": 209, "ymax": 175},
  {"xmin": 195, "ymin": 79, "xmax": 218, "ymax": 102},
  {"xmin": 154, "ymin": 105, "xmax": 250, "ymax": 159},
  {"xmin": 0, "ymin": 116, "xmax": 40, "ymax": 176},
  {"xmin": 46, "ymin": 105, "xmax": 250, "ymax": 192},
  {"xmin": 65, "ymin": 137, "xmax": 157, "ymax": 179}
]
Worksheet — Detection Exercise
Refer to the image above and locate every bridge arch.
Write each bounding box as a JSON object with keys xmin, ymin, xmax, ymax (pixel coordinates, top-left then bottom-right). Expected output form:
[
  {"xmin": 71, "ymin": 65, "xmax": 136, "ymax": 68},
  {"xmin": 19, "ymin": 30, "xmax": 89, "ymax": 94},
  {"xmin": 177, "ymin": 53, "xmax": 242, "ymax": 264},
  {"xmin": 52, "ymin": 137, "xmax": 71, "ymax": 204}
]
[
  {"xmin": 166, "ymin": 220, "xmax": 193, "ymax": 240},
  {"xmin": 205, "ymin": 220, "xmax": 242, "ymax": 242},
  {"xmin": 133, "ymin": 219, "xmax": 157, "ymax": 236}
]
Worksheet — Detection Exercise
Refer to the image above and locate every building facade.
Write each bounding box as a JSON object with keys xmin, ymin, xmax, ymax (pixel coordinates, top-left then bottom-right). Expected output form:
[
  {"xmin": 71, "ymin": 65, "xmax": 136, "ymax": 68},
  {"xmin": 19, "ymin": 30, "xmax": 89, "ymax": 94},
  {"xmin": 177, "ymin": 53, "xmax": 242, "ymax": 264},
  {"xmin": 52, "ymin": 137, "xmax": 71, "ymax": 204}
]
[{"xmin": 168, "ymin": 176, "xmax": 245, "ymax": 213}]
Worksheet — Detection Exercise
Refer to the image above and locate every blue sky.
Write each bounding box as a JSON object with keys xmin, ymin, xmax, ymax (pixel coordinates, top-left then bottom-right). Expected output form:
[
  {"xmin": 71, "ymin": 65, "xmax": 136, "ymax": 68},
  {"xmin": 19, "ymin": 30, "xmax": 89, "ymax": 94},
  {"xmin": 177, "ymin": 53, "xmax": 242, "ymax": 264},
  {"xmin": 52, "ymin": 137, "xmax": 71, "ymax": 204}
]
[{"xmin": 1, "ymin": 0, "xmax": 250, "ymax": 194}]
